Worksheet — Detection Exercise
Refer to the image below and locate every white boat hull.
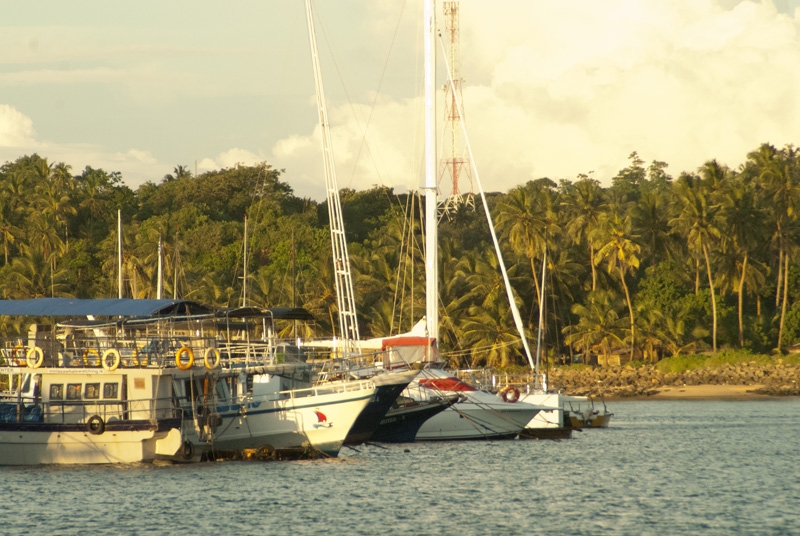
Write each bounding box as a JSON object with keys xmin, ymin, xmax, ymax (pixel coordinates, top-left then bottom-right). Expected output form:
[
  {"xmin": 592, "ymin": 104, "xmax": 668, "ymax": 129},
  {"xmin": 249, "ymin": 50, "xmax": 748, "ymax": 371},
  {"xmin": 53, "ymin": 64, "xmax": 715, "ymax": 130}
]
[
  {"xmin": 519, "ymin": 391, "xmax": 565, "ymax": 429},
  {"xmin": 186, "ymin": 380, "xmax": 375, "ymax": 457},
  {"xmin": 415, "ymin": 395, "xmax": 540, "ymax": 440},
  {"xmin": 0, "ymin": 427, "xmax": 182, "ymax": 465}
]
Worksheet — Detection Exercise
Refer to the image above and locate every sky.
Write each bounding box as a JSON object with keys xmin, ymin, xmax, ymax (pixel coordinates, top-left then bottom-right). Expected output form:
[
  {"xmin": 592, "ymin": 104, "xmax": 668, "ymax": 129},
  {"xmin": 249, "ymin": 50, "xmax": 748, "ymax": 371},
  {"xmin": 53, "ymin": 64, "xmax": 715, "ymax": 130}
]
[{"xmin": 3, "ymin": 0, "xmax": 800, "ymax": 201}]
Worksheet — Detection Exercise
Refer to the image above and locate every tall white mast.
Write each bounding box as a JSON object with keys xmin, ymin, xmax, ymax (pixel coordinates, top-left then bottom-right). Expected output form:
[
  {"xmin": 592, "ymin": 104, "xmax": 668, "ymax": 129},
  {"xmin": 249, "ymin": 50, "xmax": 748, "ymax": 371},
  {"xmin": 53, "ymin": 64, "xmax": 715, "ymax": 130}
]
[
  {"xmin": 305, "ymin": 0, "xmax": 360, "ymax": 352},
  {"xmin": 157, "ymin": 235, "xmax": 163, "ymax": 299},
  {"xmin": 241, "ymin": 214, "xmax": 248, "ymax": 307},
  {"xmin": 424, "ymin": 0, "xmax": 439, "ymax": 341},
  {"xmin": 117, "ymin": 209, "xmax": 123, "ymax": 299}
]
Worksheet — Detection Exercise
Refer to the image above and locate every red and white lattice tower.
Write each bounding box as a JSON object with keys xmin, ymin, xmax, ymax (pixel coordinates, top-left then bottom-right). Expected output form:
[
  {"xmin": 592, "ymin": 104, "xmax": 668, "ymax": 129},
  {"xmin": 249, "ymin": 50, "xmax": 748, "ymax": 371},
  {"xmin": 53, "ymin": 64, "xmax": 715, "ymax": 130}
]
[{"xmin": 439, "ymin": 0, "xmax": 474, "ymax": 218}]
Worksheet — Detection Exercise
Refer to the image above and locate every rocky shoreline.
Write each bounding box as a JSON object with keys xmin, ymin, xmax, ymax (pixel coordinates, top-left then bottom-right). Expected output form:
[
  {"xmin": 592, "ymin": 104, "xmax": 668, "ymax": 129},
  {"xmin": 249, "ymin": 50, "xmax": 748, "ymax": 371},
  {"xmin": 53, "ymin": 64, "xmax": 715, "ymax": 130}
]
[{"xmin": 524, "ymin": 362, "xmax": 800, "ymax": 399}]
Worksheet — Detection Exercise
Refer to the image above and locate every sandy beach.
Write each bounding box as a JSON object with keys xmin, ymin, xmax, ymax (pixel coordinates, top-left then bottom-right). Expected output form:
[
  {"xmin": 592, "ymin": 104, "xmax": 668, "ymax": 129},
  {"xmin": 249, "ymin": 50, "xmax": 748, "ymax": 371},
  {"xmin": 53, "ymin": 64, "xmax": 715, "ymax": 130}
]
[{"xmin": 647, "ymin": 384, "xmax": 773, "ymax": 400}]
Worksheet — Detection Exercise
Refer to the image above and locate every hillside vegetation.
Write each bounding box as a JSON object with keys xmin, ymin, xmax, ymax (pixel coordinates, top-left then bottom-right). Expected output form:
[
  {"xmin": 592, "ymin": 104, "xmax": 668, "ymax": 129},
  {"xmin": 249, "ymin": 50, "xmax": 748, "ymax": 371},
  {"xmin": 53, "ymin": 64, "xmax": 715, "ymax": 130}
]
[{"xmin": 3, "ymin": 144, "xmax": 800, "ymax": 370}]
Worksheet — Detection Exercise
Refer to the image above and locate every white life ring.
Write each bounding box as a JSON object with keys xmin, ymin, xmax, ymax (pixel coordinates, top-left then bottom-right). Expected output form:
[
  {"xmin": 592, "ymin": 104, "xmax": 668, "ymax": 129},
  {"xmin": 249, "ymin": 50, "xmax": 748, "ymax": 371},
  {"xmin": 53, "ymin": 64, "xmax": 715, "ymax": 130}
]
[
  {"xmin": 102, "ymin": 349, "xmax": 121, "ymax": 371},
  {"xmin": 26, "ymin": 346, "xmax": 44, "ymax": 368},
  {"xmin": 204, "ymin": 348, "xmax": 221, "ymax": 370}
]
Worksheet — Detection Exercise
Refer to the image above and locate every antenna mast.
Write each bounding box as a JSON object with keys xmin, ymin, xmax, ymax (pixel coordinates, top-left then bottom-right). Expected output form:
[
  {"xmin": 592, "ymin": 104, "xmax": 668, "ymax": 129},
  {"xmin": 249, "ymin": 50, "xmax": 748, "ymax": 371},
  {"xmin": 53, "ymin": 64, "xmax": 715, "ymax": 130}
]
[{"xmin": 440, "ymin": 0, "xmax": 474, "ymax": 218}]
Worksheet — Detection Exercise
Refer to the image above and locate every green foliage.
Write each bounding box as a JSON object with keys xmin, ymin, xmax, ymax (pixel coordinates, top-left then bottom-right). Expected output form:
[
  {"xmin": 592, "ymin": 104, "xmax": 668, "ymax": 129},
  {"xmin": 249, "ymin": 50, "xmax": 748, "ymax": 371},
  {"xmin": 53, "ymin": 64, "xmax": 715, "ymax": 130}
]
[
  {"xmin": 703, "ymin": 349, "xmax": 773, "ymax": 367},
  {"xmin": 2, "ymin": 141, "xmax": 800, "ymax": 360},
  {"xmin": 654, "ymin": 354, "xmax": 708, "ymax": 373}
]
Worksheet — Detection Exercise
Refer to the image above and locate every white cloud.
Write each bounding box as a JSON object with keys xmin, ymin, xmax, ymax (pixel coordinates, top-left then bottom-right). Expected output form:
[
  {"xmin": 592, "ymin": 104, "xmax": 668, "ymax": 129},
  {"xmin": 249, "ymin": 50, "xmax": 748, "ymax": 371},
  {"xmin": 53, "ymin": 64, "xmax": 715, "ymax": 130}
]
[
  {"xmin": 266, "ymin": 0, "xmax": 800, "ymax": 198},
  {"xmin": 0, "ymin": 105, "xmax": 36, "ymax": 147},
  {"xmin": 5, "ymin": 0, "xmax": 800, "ymax": 200}
]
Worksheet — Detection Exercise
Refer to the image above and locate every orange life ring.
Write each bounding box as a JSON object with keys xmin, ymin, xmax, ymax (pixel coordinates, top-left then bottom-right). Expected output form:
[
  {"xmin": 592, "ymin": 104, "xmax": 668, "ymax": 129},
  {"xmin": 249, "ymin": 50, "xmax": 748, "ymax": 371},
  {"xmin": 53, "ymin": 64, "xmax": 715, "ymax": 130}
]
[
  {"xmin": 12, "ymin": 345, "xmax": 26, "ymax": 366},
  {"xmin": 501, "ymin": 386, "xmax": 520, "ymax": 403},
  {"xmin": 83, "ymin": 348, "xmax": 101, "ymax": 367}
]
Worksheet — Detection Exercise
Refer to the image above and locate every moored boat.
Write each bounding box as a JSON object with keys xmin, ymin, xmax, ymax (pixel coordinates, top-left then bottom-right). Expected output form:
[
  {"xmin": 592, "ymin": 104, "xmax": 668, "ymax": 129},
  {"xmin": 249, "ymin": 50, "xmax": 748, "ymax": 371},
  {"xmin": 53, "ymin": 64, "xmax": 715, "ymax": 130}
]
[
  {"xmin": 0, "ymin": 298, "xmax": 210, "ymax": 465},
  {"xmin": 369, "ymin": 387, "xmax": 456, "ymax": 443},
  {"xmin": 565, "ymin": 396, "xmax": 613, "ymax": 429},
  {"xmin": 174, "ymin": 306, "xmax": 378, "ymax": 459}
]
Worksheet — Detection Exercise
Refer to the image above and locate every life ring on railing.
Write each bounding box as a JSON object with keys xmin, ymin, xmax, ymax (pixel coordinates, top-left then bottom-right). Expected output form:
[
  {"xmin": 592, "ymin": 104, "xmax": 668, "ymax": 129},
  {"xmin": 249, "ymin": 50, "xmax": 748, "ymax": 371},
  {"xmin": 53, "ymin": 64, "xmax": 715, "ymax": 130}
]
[
  {"xmin": 12, "ymin": 345, "xmax": 26, "ymax": 366},
  {"xmin": 26, "ymin": 346, "xmax": 44, "ymax": 368},
  {"xmin": 204, "ymin": 347, "xmax": 221, "ymax": 370},
  {"xmin": 175, "ymin": 346, "xmax": 194, "ymax": 370},
  {"xmin": 102, "ymin": 349, "xmax": 121, "ymax": 371},
  {"xmin": 83, "ymin": 348, "xmax": 100, "ymax": 367},
  {"xmin": 87, "ymin": 415, "xmax": 105, "ymax": 435},
  {"xmin": 500, "ymin": 386, "xmax": 520, "ymax": 403}
]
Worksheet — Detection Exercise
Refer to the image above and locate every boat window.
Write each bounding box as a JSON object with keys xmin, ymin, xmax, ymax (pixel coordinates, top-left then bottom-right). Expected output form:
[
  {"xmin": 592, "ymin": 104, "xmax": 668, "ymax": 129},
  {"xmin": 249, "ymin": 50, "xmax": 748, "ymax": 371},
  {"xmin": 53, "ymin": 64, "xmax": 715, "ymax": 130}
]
[
  {"xmin": 84, "ymin": 383, "xmax": 101, "ymax": 399},
  {"xmin": 103, "ymin": 383, "xmax": 118, "ymax": 399},
  {"xmin": 66, "ymin": 383, "xmax": 82, "ymax": 400},
  {"xmin": 50, "ymin": 384, "xmax": 64, "ymax": 400}
]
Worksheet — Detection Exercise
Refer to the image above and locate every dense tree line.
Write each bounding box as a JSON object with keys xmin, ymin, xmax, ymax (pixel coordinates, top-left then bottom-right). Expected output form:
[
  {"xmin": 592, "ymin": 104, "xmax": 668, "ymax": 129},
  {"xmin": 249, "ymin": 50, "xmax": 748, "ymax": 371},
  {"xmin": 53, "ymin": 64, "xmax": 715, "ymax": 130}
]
[{"xmin": 3, "ymin": 145, "xmax": 800, "ymax": 368}]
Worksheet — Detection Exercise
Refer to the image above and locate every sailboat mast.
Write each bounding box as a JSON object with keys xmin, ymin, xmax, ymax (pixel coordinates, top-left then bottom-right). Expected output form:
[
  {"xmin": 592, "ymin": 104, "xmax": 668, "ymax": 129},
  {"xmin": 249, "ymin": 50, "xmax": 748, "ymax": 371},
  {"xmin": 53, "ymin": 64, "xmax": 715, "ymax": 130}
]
[
  {"xmin": 535, "ymin": 245, "xmax": 547, "ymax": 382},
  {"xmin": 241, "ymin": 214, "xmax": 248, "ymax": 307},
  {"xmin": 424, "ymin": 0, "xmax": 439, "ymax": 342},
  {"xmin": 117, "ymin": 209, "xmax": 123, "ymax": 299},
  {"xmin": 304, "ymin": 0, "xmax": 360, "ymax": 351},
  {"xmin": 157, "ymin": 235, "xmax": 163, "ymax": 299}
]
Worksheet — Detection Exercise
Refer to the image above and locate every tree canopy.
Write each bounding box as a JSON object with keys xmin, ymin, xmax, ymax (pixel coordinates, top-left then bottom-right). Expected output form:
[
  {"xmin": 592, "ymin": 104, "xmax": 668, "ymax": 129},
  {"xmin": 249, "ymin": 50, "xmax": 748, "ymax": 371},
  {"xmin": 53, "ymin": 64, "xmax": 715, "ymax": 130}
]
[{"xmin": 3, "ymin": 144, "xmax": 800, "ymax": 368}]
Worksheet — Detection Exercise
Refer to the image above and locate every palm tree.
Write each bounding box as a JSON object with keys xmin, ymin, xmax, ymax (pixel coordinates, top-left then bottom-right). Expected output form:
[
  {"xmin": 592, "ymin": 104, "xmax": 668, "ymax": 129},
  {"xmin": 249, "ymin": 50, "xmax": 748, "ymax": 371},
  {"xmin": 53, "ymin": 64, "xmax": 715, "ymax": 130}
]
[
  {"xmin": 563, "ymin": 289, "xmax": 627, "ymax": 364},
  {"xmin": 562, "ymin": 177, "xmax": 605, "ymax": 291},
  {"xmin": 670, "ymin": 174, "xmax": 721, "ymax": 352},
  {"xmin": 631, "ymin": 189, "xmax": 674, "ymax": 269},
  {"xmin": 636, "ymin": 305, "xmax": 665, "ymax": 363},
  {"xmin": 717, "ymin": 176, "xmax": 767, "ymax": 347},
  {"xmin": 460, "ymin": 299, "xmax": 524, "ymax": 368},
  {"xmin": 748, "ymin": 145, "xmax": 800, "ymax": 351},
  {"xmin": 662, "ymin": 301, "xmax": 709, "ymax": 357},
  {"xmin": 495, "ymin": 183, "xmax": 558, "ymax": 304},
  {"xmin": 0, "ymin": 195, "xmax": 19, "ymax": 265},
  {"xmin": 593, "ymin": 211, "xmax": 641, "ymax": 358}
]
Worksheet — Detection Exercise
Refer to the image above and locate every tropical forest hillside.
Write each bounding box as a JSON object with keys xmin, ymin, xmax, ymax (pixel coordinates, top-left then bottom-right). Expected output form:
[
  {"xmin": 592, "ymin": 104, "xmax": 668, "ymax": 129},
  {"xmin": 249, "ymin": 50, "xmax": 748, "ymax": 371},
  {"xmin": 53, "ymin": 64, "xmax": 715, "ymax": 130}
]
[{"xmin": 2, "ymin": 144, "xmax": 800, "ymax": 369}]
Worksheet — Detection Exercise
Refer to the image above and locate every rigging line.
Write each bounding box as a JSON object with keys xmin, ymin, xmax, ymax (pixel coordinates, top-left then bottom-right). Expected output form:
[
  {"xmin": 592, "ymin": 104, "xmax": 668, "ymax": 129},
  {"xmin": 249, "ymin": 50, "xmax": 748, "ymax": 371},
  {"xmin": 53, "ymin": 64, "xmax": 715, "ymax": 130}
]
[
  {"xmin": 413, "ymin": 371, "xmax": 496, "ymax": 434},
  {"xmin": 391, "ymin": 191, "xmax": 413, "ymax": 334},
  {"xmin": 310, "ymin": 0, "xmax": 395, "ymax": 191},
  {"xmin": 435, "ymin": 31, "xmax": 536, "ymax": 371},
  {"xmin": 344, "ymin": 0, "xmax": 411, "ymax": 189}
]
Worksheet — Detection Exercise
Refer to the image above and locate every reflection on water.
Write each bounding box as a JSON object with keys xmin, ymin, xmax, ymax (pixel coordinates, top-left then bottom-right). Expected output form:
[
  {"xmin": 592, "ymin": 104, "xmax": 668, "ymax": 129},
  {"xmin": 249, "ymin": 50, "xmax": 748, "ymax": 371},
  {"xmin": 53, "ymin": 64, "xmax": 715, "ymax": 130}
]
[{"xmin": 5, "ymin": 399, "xmax": 800, "ymax": 535}]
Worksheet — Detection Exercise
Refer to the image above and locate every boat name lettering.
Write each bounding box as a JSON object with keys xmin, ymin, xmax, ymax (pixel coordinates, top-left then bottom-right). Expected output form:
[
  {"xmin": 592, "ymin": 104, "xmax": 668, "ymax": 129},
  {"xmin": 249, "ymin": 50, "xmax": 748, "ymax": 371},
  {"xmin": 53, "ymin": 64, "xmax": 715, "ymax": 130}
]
[{"xmin": 0, "ymin": 367, "xmax": 107, "ymax": 375}]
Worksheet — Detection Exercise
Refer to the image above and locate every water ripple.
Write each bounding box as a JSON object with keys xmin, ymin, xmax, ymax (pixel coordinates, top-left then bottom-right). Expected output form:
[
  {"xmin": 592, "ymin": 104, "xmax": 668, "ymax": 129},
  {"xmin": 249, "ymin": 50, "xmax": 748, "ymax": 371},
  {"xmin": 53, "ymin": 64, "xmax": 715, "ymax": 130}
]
[{"xmin": 3, "ymin": 399, "xmax": 800, "ymax": 535}]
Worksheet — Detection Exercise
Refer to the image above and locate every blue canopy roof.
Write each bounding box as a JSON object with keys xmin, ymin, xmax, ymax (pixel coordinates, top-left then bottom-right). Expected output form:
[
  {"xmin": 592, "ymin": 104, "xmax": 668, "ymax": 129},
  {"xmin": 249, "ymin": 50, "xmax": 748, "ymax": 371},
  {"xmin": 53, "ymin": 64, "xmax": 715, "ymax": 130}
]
[{"xmin": 0, "ymin": 298, "xmax": 214, "ymax": 318}]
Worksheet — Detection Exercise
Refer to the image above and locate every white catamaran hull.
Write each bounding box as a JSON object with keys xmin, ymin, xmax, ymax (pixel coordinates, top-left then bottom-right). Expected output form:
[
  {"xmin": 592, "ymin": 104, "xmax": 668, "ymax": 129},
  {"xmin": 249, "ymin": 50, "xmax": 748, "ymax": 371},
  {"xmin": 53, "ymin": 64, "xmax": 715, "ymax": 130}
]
[
  {"xmin": 519, "ymin": 391, "xmax": 565, "ymax": 429},
  {"xmin": 415, "ymin": 396, "xmax": 540, "ymax": 440}
]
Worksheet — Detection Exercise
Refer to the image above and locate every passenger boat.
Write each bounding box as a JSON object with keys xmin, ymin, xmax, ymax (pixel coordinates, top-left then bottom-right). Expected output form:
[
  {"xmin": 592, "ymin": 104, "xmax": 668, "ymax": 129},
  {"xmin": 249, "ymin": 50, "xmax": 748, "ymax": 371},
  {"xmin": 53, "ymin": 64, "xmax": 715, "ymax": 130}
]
[{"xmin": 0, "ymin": 298, "xmax": 206, "ymax": 465}]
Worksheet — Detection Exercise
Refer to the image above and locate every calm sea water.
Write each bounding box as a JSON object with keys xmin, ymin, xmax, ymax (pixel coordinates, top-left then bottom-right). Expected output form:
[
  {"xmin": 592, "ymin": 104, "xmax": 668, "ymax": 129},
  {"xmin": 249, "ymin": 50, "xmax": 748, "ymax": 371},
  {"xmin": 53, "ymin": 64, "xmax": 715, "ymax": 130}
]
[{"xmin": 4, "ymin": 399, "xmax": 800, "ymax": 535}]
